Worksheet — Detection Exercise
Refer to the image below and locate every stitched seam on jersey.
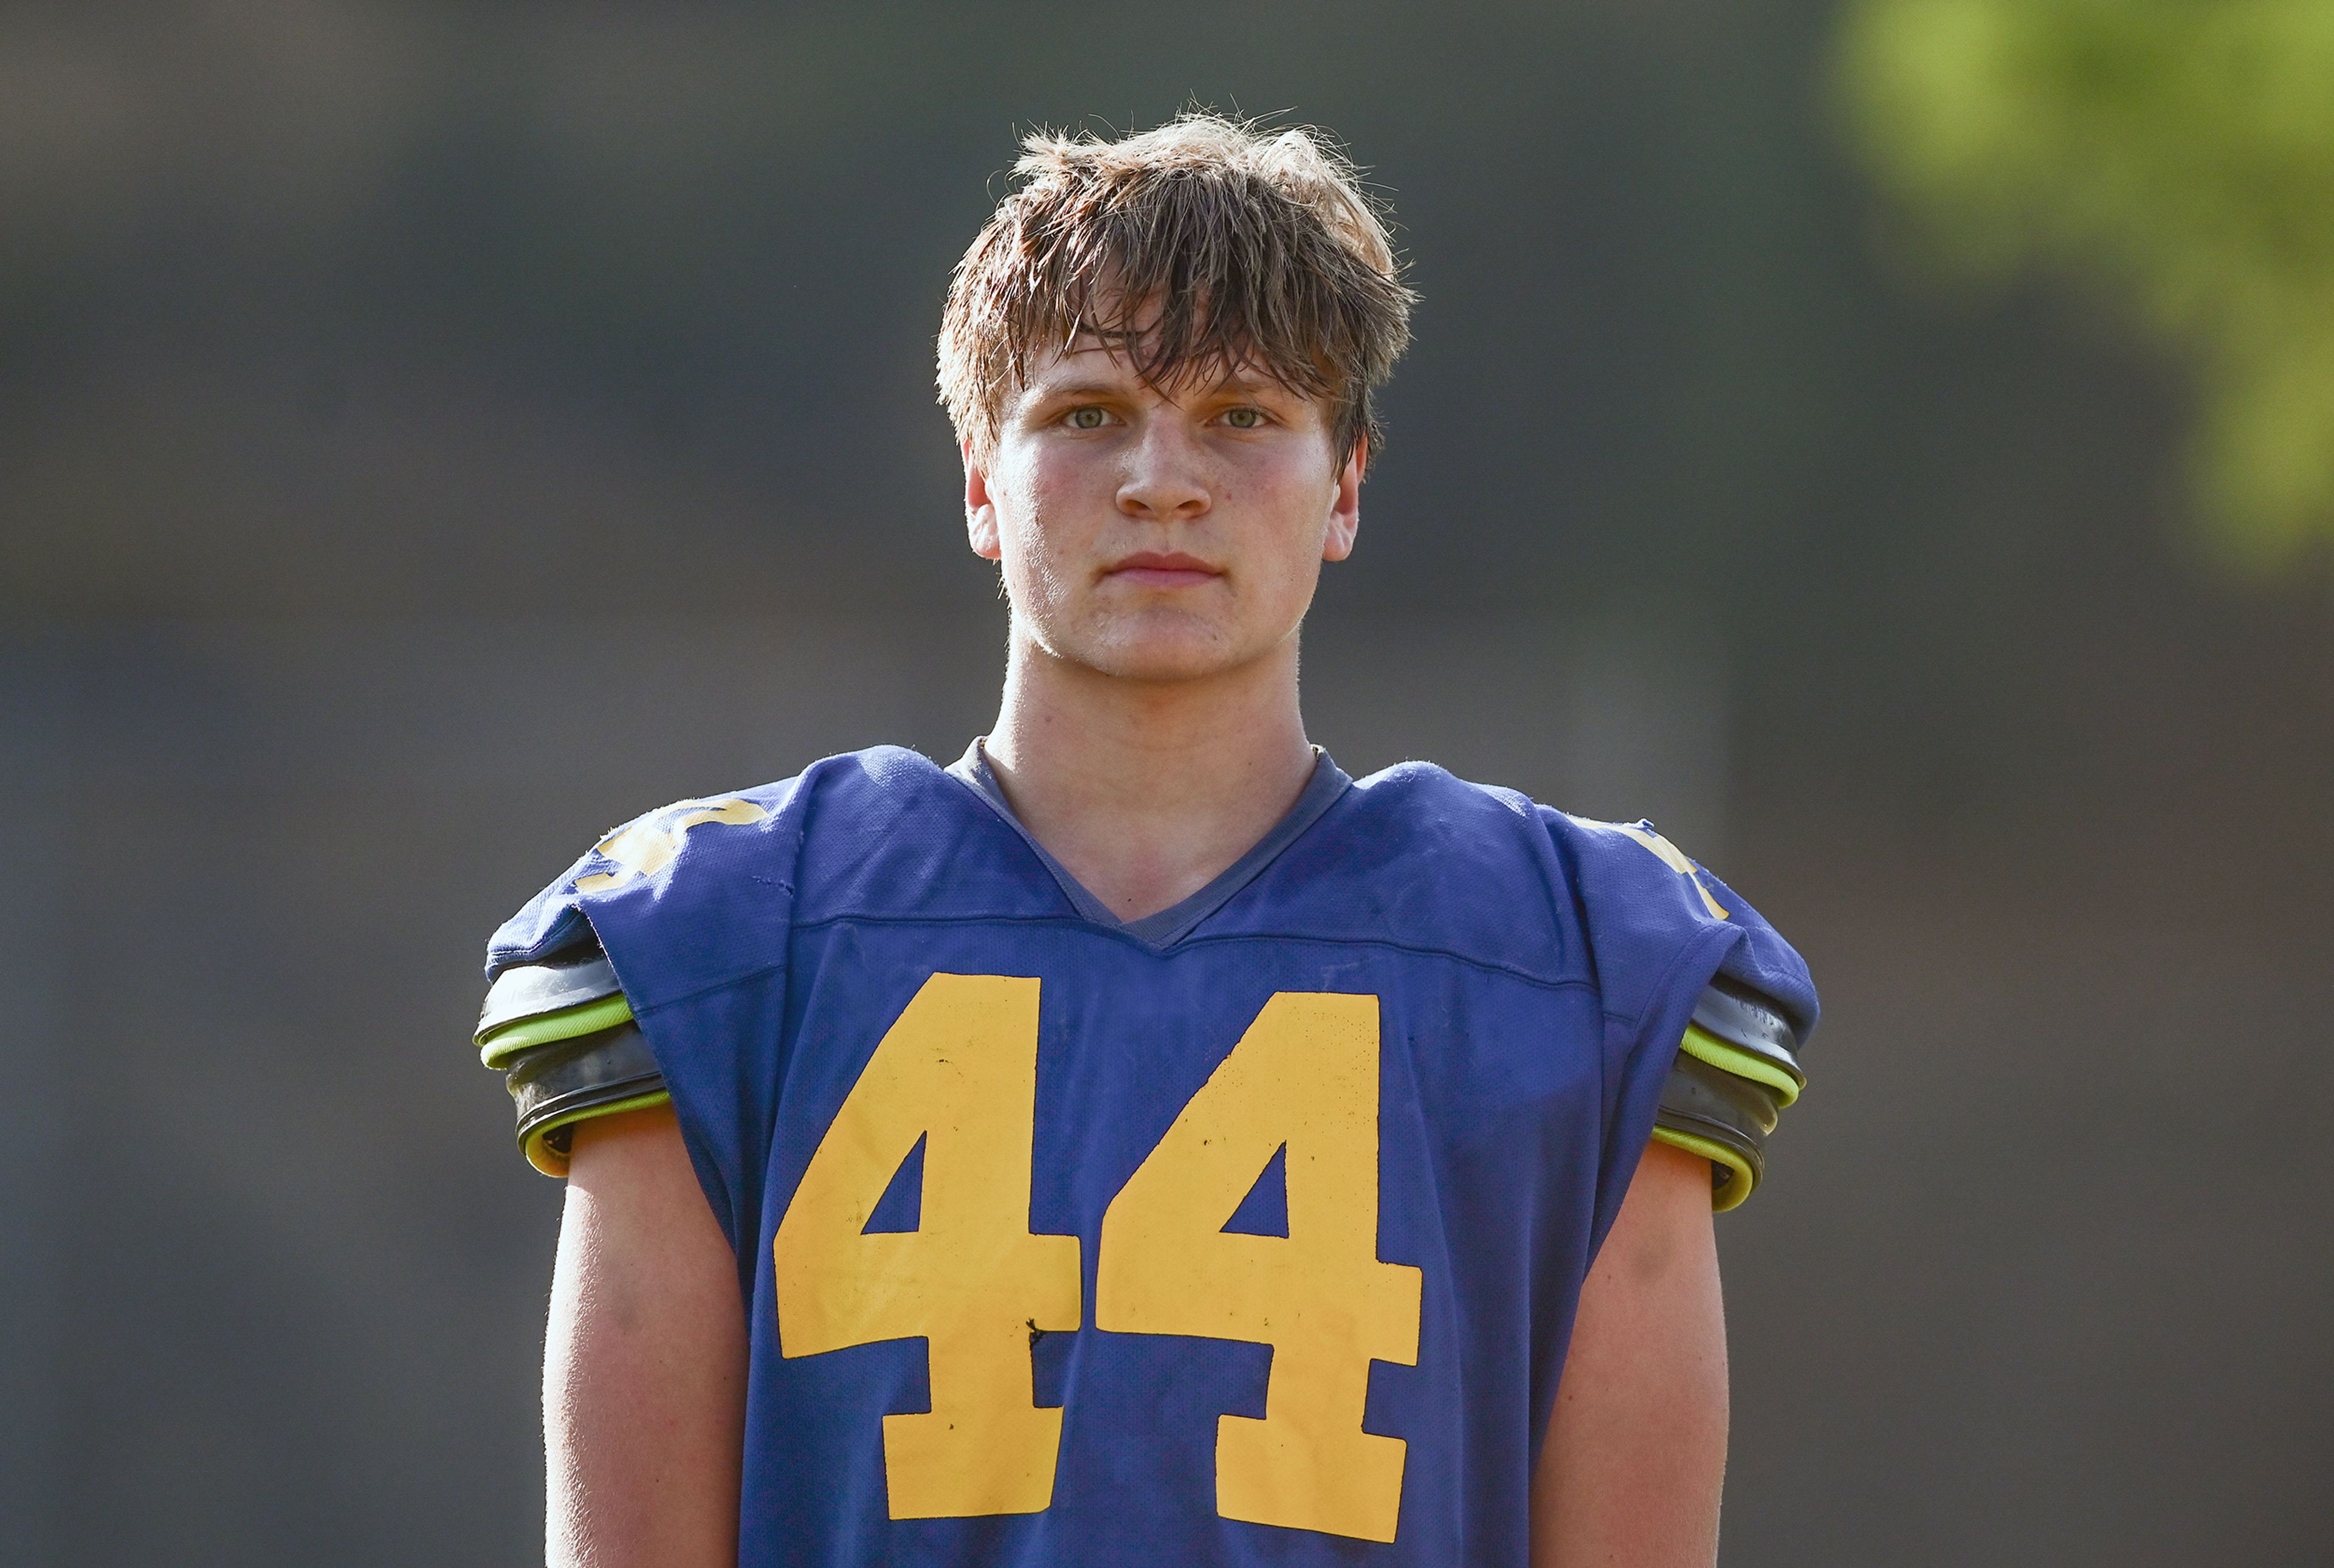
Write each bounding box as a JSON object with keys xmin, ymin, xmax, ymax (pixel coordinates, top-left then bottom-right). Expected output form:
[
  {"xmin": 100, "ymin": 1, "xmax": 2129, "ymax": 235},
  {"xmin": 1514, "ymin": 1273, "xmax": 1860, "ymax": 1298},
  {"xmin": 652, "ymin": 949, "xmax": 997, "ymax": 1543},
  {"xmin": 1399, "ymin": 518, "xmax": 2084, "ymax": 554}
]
[
  {"xmin": 1174, "ymin": 929, "xmax": 1591, "ymax": 991},
  {"xmin": 612, "ymin": 909, "xmax": 1604, "ymax": 1017},
  {"xmin": 774, "ymin": 910, "xmax": 1597, "ymax": 992},
  {"xmin": 613, "ymin": 914, "xmax": 1597, "ymax": 1014}
]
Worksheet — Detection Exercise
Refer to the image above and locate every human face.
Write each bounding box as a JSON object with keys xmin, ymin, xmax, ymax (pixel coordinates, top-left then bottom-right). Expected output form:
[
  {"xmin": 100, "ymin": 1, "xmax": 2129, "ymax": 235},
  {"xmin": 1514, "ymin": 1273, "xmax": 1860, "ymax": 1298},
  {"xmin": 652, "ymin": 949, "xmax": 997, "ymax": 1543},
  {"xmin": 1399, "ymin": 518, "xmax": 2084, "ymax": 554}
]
[{"xmin": 964, "ymin": 340, "xmax": 1364, "ymax": 684}]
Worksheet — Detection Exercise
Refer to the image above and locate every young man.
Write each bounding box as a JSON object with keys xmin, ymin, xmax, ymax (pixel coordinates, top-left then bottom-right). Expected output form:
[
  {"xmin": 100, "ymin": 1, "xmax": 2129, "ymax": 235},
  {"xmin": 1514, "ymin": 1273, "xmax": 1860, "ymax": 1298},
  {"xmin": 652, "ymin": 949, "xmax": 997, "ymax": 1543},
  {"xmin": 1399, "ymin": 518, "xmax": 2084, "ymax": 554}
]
[{"xmin": 478, "ymin": 115, "xmax": 1816, "ymax": 1568}]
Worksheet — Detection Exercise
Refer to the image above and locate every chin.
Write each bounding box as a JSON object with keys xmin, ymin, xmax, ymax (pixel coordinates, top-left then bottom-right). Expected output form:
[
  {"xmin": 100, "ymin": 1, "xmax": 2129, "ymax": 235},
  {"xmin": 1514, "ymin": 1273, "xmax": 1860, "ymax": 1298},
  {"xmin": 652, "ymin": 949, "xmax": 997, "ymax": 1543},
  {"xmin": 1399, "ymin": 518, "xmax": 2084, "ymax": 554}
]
[
  {"xmin": 1072, "ymin": 616, "xmax": 1264, "ymax": 684},
  {"xmin": 1103, "ymin": 650, "xmax": 1242, "ymax": 684}
]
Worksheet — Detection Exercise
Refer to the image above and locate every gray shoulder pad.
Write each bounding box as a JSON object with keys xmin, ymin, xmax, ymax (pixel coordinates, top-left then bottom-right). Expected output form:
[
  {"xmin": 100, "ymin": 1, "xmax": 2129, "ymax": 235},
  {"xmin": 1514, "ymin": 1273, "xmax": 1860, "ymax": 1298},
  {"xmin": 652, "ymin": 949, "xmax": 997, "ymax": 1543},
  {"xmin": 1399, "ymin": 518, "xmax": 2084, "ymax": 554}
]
[
  {"xmin": 476, "ymin": 947, "xmax": 624, "ymax": 1043},
  {"xmin": 1654, "ymin": 979, "xmax": 1806, "ymax": 1211},
  {"xmin": 1656, "ymin": 1052, "xmax": 1781, "ymax": 1211},
  {"xmin": 1690, "ymin": 977, "xmax": 1805, "ymax": 1084},
  {"xmin": 475, "ymin": 945, "xmax": 667, "ymax": 1177},
  {"xmin": 504, "ymin": 1020, "xmax": 667, "ymax": 1177}
]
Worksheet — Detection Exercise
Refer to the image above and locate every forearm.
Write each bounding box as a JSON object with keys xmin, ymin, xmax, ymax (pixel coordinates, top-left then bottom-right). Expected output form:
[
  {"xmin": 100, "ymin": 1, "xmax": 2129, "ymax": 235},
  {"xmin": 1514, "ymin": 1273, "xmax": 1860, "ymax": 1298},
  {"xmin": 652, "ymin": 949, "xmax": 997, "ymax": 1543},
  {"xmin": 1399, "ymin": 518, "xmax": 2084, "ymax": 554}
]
[
  {"xmin": 547, "ymin": 1105, "xmax": 748, "ymax": 1568},
  {"xmin": 1530, "ymin": 1139, "xmax": 1729, "ymax": 1568}
]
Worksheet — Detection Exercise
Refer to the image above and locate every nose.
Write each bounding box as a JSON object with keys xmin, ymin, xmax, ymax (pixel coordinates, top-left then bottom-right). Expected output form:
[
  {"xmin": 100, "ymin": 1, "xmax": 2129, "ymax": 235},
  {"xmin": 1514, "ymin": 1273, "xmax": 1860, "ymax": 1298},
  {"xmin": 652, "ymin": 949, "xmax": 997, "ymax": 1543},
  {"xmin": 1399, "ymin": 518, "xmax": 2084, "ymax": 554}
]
[{"xmin": 1115, "ymin": 415, "xmax": 1211, "ymax": 523}]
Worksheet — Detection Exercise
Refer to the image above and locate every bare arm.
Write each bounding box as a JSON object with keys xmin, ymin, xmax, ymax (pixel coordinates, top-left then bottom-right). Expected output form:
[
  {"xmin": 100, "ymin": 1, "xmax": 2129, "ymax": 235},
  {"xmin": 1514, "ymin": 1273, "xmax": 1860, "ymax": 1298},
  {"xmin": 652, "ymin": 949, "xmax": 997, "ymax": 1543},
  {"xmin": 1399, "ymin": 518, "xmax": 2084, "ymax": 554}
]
[
  {"xmin": 546, "ymin": 1104, "xmax": 748, "ymax": 1568},
  {"xmin": 1530, "ymin": 1139, "xmax": 1729, "ymax": 1568}
]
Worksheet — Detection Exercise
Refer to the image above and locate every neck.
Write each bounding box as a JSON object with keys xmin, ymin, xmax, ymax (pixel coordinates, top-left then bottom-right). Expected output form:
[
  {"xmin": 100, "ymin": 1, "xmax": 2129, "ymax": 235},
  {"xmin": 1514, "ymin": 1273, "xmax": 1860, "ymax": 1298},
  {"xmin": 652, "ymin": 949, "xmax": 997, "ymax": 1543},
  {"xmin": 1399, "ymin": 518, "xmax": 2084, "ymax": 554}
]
[{"xmin": 982, "ymin": 627, "xmax": 1318, "ymax": 923}]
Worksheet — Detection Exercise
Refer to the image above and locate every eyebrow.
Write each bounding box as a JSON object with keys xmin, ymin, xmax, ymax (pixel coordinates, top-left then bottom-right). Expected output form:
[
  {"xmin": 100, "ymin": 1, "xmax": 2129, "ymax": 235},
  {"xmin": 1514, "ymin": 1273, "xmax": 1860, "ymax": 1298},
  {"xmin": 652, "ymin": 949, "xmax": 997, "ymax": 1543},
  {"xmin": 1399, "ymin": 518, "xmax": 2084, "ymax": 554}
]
[
  {"xmin": 1024, "ymin": 371, "xmax": 1292, "ymax": 410},
  {"xmin": 1025, "ymin": 379, "xmax": 1128, "ymax": 404},
  {"xmin": 1210, "ymin": 374, "xmax": 1284, "ymax": 398}
]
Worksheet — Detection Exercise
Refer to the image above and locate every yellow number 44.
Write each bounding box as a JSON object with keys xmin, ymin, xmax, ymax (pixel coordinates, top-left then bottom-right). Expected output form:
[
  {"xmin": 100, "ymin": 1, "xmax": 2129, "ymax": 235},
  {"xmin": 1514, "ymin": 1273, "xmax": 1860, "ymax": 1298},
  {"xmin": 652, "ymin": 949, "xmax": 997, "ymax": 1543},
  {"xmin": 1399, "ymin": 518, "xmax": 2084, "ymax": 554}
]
[{"xmin": 772, "ymin": 976, "xmax": 1422, "ymax": 1544}]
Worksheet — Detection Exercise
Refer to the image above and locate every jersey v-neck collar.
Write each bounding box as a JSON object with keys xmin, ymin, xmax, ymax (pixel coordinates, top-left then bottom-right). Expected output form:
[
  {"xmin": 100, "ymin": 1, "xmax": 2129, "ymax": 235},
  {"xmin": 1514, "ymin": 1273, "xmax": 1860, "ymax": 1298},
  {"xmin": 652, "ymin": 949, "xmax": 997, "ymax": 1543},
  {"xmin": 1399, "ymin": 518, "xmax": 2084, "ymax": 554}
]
[{"xmin": 945, "ymin": 738, "xmax": 1352, "ymax": 950}]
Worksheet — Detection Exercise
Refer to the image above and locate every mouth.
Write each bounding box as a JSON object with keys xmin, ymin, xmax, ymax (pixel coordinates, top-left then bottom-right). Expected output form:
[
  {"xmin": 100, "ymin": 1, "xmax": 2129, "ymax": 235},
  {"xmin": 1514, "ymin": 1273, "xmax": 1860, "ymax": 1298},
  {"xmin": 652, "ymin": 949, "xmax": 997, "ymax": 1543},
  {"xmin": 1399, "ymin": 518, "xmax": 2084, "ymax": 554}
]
[{"xmin": 1103, "ymin": 551, "xmax": 1224, "ymax": 590}]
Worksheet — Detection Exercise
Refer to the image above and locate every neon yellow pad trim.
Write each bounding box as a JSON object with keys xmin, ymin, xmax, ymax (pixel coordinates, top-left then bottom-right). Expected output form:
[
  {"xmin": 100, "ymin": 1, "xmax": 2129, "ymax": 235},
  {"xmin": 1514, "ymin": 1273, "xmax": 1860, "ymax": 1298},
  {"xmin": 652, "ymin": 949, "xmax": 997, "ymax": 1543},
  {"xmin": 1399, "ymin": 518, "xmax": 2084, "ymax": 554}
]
[
  {"xmin": 1678, "ymin": 1023, "xmax": 1800, "ymax": 1107},
  {"xmin": 1651, "ymin": 1126, "xmax": 1757, "ymax": 1214},
  {"xmin": 523, "ymin": 1088, "xmax": 673, "ymax": 1177},
  {"xmin": 478, "ymin": 992, "xmax": 636, "ymax": 1068}
]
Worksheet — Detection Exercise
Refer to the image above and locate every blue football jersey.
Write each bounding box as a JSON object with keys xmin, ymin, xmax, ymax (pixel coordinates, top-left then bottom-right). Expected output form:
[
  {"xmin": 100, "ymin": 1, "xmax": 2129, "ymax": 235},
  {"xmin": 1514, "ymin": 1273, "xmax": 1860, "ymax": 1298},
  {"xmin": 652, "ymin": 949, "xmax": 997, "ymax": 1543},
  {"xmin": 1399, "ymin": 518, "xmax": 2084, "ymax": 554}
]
[{"xmin": 489, "ymin": 744, "xmax": 1817, "ymax": 1567}]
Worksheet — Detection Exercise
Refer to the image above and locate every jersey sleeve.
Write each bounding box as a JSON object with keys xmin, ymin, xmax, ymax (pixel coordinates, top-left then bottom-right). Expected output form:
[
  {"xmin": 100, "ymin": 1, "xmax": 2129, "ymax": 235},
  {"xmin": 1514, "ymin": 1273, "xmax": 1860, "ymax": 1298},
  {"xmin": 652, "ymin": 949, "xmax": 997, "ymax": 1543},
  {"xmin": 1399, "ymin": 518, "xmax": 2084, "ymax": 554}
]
[
  {"xmin": 1541, "ymin": 811, "xmax": 1820, "ymax": 1215},
  {"xmin": 477, "ymin": 780, "xmax": 809, "ymax": 1267}
]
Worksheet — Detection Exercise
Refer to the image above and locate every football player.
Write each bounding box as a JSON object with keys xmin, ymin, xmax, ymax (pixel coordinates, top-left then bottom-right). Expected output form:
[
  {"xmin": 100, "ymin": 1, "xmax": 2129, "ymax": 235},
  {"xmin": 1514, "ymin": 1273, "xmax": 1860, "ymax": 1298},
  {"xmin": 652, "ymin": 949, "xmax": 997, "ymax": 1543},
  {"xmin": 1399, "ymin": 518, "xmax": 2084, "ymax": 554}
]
[{"xmin": 479, "ymin": 113, "xmax": 1816, "ymax": 1568}]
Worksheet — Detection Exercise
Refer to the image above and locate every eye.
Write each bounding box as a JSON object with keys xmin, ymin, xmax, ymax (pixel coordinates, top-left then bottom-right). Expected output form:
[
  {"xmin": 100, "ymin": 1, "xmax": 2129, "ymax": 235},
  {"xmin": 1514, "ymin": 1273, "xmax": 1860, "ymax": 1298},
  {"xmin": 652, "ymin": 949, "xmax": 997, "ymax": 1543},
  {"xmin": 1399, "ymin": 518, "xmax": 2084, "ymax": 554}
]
[
  {"xmin": 1220, "ymin": 406, "xmax": 1267, "ymax": 430},
  {"xmin": 1065, "ymin": 406, "xmax": 1112, "ymax": 430}
]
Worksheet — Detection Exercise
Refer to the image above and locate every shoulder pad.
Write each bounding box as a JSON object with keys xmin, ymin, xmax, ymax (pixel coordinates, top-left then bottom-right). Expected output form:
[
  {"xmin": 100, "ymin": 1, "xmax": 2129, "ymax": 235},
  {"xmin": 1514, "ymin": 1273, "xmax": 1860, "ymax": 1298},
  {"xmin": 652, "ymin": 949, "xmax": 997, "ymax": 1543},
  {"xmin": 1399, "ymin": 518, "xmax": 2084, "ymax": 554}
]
[
  {"xmin": 474, "ymin": 946, "xmax": 666, "ymax": 1176},
  {"xmin": 1692, "ymin": 978, "xmax": 1804, "ymax": 1082},
  {"xmin": 1654, "ymin": 980, "xmax": 1808, "ymax": 1212},
  {"xmin": 475, "ymin": 946, "xmax": 623, "ymax": 1054},
  {"xmin": 504, "ymin": 1019, "xmax": 667, "ymax": 1177}
]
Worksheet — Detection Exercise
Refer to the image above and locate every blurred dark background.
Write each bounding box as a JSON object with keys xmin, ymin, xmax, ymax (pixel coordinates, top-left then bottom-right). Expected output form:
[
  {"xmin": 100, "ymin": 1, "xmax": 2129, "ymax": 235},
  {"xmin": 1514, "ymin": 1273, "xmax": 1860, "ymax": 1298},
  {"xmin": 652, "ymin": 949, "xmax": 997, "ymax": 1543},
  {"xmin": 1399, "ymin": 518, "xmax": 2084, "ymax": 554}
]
[{"xmin": 3, "ymin": 4, "xmax": 2329, "ymax": 1564}]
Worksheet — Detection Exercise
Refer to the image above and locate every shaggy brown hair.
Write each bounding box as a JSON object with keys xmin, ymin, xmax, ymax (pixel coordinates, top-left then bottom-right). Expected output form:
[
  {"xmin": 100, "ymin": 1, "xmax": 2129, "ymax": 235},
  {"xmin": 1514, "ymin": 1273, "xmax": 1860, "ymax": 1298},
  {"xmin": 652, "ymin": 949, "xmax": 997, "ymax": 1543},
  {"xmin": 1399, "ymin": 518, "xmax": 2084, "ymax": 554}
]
[{"xmin": 938, "ymin": 113, "xmax": 1414, "ymax": 467}]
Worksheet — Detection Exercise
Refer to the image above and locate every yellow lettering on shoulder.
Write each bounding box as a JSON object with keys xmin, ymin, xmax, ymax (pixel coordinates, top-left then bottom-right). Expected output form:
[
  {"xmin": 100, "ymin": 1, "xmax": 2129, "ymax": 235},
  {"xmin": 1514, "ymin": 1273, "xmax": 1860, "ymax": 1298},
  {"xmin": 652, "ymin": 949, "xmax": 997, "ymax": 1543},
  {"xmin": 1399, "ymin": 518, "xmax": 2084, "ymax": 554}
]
[
  {"xmin": 576, "ymin": 797, "xmax": 768, "ymax": 892},
  {"xmin": 1608, "ymin": 823, "xmax": 1729, "ymax": 921}
]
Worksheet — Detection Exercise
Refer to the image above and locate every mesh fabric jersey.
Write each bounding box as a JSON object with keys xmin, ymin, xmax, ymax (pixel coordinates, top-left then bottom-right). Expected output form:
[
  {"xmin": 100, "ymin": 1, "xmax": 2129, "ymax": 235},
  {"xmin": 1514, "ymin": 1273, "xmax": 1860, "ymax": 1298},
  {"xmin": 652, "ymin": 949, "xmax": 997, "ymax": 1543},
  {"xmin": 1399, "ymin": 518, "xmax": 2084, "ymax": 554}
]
[{"xmin": 487, "ymin": 745, "xmax": 1816, "ymax": 1567}]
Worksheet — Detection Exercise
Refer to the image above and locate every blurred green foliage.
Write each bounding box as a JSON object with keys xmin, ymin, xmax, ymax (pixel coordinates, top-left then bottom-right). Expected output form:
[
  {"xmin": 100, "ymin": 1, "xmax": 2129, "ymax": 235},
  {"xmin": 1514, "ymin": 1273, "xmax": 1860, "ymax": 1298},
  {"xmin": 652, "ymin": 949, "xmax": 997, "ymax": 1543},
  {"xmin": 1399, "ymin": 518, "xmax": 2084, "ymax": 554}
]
[{"xmin": 1837, "ymin": 0, "xmax": 2334, "ymax": 568}]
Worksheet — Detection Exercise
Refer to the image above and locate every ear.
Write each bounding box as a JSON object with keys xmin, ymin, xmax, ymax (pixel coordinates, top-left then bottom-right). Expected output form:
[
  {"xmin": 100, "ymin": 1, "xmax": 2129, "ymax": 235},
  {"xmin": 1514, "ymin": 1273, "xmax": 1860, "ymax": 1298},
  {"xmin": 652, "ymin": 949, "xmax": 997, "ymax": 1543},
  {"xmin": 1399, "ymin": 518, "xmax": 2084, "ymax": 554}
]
[
  {"xmin": 964, "ymin": 438, "xmax": 1002, "ymax": 562},
  {"xmin": 1321, "ymin": 435, "xmax": 1365, "ymax": 563}
]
